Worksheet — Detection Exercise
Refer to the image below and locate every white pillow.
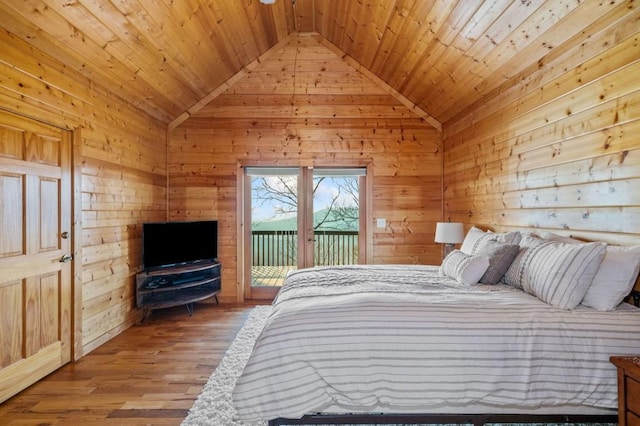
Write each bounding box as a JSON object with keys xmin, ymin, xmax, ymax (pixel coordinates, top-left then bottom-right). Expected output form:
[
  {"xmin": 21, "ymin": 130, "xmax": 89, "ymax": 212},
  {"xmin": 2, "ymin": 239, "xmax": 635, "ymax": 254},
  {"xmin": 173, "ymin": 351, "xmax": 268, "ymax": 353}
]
[
  {"xmin": 581, "ymin": 245, "xmax": 640, "ymax": 311},
  {"xmin": 439, "ymin": 250, "xmax": 490, "ymax": 286},
  {"xmin": 517, "ymin": 241, "xmax": 607, "ymax": 309},
  {"xmin": 460, "ymin": 226, "xmax": 522, "ymax": 255},
  {"xmin": 539, "ymin": 232, "xmax": 640, "ymax": 310},
  {"xmin": 538, "ymin": 231, "xmax": 583, "ymax": 244}
]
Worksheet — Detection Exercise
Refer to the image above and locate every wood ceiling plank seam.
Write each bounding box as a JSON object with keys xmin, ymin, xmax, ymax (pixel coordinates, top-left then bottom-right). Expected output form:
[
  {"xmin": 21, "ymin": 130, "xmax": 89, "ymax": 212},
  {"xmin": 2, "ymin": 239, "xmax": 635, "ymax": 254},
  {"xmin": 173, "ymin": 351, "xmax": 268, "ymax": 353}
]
[
  {"xmin": 316, "ymin": 35, "xmax": 441, "ymax": 131},
  {"xmin": 114, "ymin": 0, "xmax": 217, "ymax": 97},
  {"xmin": 397, "ymin": 0, "xmax": 483, "ymax": 110},
  {"xmin": 371, "ymin": 0, "xmax": 436, "ymax": 85},
  {"xmin": 430, "ymin": 0, "xmax": 572, "ymax": 117},
  {"xmin": 272, "ymin": 0, "xmax": 296, "ymax": 38},
  {"xmin": 408, "ymin": 0, "xmax": 516, "ymax": 110},
  {"xmin": 445, "ymin": 0, "xmax": 640, "ymax": 126},
  {"xmin": 205, "ymin": 0, "xmax": 264, "ymax": 69},
  {"xmin": 434, "ymin": 0, "xmax": 602, "ymax": 119},
  {"xmin": 78, "ymin": 0, "xmax": 206, "ymax": 103},
  {"xmin": 313, "ymin": 0, "xmax": 340, "ymax": 43},
  {"xmin": 0, "ymin": 32, "xmax": 171, "ymax": 130},
  {"xmin": 339, "ymin": 0, "xmax": 389, "ymax": 66},
  {"xmin": 350, "ymin": 0, "xmax": 396, "ymax": 70},
  {"xmin": 41, "ymin": 0, "xmax": 115, "ymax": 46},
  {"xmin": 422, "ymin": 0, "xmax": 518, "ymax": 80},
  {"xmin": 168, "ymin": 33, "xmax": 297, "ymax": 130},
  {"xmin": 367, "ymin": 0, "xmax": 418, "ymax": 77},
  {"xmin": 294, "ymin": 0, "xmax": 315, "ymax": 32},
  {"xmin": 0, "ymin": 1, "xmax": 173, "ymax": 122},
  {"xmin": 386, "ymin": 0, "xmax": 458, "ymax": 91},
  {"xmin": 220, "ymin": 0, "xmax": 265, "ymax": 63},
  {"xmin": 145, "ymin": 1, "xmax": 225, "ymax": 93},
  {"xmin": 255, "ymin": 1, "xmax": 282, "ymax": 47},
  {"xmin": 335, "ymin": 0, "xmax": 365, "ymax": 55},
  {"xmin": 447, "ymin": 0, "xmax": 640, "ymax": 134}
]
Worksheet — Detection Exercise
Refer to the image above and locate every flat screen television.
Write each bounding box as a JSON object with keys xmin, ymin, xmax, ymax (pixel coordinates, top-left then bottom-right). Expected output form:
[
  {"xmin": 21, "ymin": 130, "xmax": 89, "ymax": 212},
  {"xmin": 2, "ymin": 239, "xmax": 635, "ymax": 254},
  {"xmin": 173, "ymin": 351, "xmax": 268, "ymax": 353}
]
[{"xmin": 142, "ymin": 220, "xmax": 218, "ymax": 271}]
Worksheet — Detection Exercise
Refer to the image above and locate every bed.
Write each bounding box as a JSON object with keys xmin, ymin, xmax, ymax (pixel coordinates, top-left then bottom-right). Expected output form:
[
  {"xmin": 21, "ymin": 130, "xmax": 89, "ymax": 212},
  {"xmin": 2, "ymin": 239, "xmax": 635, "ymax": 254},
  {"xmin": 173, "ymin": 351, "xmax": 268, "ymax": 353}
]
[{"xmin": 232, "ymin": 229, "xmax": 640, "ymax": 425}]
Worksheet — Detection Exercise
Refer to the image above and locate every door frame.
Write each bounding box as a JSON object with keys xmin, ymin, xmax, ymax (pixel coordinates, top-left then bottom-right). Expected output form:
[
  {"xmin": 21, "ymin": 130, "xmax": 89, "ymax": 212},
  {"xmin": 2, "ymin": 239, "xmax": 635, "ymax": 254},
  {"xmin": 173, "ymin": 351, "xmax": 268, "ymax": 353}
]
[
  {"xmin": 237, "ymin": 160, "xmax": 373, "ymax": 302},
  {"xmin": 0, "ymin": 109, "xmax": 80, "ymax": 403}
]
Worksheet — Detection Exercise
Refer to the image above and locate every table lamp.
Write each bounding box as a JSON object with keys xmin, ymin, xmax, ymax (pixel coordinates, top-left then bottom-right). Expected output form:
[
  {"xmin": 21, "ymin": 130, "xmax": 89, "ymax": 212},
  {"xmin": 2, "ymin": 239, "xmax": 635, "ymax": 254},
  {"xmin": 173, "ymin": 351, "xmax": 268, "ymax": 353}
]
[{"xmin": 435, "ymin": 222, "xmax": 464, "ymax": 258}]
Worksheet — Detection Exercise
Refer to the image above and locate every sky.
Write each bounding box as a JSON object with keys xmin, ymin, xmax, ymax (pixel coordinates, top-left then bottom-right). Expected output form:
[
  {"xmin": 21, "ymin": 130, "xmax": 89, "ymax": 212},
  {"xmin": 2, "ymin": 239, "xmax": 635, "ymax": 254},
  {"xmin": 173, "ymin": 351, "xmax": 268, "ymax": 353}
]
[{"xmin": 251, "ymin": 176, "xmax": 357, "ymax": 223}]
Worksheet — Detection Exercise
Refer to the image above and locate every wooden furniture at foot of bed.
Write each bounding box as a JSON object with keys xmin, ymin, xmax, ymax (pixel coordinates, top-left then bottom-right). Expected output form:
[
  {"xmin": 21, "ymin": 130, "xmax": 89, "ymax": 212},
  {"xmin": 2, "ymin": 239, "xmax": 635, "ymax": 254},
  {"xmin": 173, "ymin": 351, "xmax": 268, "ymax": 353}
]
[{"xmin": 611, "ymin": 355, "xmax": 640, "ymax": 426}]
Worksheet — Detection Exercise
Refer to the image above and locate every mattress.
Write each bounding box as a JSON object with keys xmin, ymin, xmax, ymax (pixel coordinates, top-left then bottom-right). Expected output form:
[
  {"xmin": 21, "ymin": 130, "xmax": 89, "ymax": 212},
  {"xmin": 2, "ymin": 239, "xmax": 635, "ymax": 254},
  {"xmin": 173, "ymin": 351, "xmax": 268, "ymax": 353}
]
[{"xmin": 232, "ymin": 265, "xmax": 640, "ymax": 422}]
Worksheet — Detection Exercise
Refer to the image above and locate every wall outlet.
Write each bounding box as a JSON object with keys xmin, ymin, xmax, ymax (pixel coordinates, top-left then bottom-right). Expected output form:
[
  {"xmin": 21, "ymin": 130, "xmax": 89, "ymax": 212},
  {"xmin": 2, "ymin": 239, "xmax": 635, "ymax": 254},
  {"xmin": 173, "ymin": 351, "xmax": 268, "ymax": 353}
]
[{"xmin": 376, "ymin": 218, "xmax": 386, "ymax": 228}]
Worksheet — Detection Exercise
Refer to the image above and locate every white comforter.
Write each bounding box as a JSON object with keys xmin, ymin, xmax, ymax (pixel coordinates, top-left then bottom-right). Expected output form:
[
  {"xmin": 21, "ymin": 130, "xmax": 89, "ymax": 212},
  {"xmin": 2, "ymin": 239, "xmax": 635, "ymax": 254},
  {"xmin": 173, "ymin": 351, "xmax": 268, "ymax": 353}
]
[{"xmin": 232, "ymin": 265, "xmax": 640, "ymax": 422}]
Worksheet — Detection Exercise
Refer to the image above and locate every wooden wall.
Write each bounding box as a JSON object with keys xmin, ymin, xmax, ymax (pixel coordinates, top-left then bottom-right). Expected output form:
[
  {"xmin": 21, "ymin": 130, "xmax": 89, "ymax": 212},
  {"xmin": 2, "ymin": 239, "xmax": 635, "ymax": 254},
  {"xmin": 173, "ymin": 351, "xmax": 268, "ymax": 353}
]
[
  {"xmin": 169, "ymin": 35, "xmax": 442, "ymax": 302},
  {"xmin": 443, "ymin": 7, "xmax": 640, "ymax": 247},
  {"xmin": 0, "ymin": 31, "xmax": 167, "ymax": 357}
]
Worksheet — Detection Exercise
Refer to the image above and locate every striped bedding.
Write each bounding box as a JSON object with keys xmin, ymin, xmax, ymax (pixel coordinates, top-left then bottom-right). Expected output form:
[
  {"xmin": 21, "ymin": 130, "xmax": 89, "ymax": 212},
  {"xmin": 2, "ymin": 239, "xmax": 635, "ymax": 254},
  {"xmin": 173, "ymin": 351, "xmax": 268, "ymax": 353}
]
[{"xmin": 232, "ymin": 265, "xmax": 640, "ymax": 422}]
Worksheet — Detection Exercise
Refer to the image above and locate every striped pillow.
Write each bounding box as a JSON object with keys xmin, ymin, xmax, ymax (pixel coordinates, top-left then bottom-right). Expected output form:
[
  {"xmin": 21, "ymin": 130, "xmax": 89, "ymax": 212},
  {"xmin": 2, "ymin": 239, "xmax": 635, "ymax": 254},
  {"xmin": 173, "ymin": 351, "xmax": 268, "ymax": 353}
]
[
  {"xmin": 439, "ymin": 250, "xmax": 490, "ymax": 286},
  {"xmin": 518, "ymin": 241, "xmax": 607, "ymax": 309},
  {"xmin": 460, "ymin": 226, "xmax": 522, "ymax": 255},
  {"xmin": 502, "ymin": 234, "xmax": 547, "ymax": 289}
]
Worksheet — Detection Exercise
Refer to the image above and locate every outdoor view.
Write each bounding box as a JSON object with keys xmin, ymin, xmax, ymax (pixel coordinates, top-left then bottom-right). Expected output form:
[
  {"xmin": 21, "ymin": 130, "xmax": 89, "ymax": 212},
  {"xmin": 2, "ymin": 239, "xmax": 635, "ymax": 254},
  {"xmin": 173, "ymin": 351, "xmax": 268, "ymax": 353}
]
[{"xmin": 250, "ymin": 172, "xmax": 360, "ymax": 287}]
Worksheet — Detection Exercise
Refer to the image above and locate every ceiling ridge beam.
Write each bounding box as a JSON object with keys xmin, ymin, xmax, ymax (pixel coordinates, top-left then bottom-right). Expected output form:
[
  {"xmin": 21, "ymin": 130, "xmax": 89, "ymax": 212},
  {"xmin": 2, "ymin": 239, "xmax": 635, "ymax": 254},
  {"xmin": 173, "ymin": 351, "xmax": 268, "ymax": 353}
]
[
  {"xmin": 168, "ymin": 32, "xmax": 299, "ymax": 131},
  {"xmin": 314, "ymin": 34, "xmax": 442, "ymax": 132}
]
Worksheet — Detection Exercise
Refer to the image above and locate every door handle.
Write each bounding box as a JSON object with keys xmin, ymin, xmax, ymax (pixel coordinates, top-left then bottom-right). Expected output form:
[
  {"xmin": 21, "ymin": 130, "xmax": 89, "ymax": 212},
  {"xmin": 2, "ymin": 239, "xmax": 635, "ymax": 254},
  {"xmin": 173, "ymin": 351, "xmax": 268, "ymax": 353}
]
[{"xmin": 59, "ymin": 254, "xmax": 73, "ymax": 263}]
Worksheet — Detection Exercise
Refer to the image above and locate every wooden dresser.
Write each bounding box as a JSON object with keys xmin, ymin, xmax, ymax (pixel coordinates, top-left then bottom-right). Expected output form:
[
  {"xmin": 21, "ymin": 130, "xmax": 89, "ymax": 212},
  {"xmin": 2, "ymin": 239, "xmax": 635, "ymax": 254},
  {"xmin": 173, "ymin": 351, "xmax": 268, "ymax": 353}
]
[{"xmin": 611, "ymin": 356, "xmax": 640, "ymax": 426}]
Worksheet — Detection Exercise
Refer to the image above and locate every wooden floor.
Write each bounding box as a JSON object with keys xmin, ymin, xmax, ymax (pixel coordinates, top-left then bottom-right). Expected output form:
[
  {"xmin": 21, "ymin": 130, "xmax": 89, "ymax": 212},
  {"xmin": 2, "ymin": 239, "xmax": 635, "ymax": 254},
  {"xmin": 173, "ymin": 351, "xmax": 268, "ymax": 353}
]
[{"xmin": 0, "ymin": 302, "xmax": 261, "ymax": 425}]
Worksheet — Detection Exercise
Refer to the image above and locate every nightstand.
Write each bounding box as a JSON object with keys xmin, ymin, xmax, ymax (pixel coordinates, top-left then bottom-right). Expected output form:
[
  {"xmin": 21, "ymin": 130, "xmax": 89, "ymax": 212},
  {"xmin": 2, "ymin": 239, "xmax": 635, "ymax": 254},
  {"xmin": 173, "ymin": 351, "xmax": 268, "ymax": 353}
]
[{"xmin": 611, "ymin": 356, "xmax": 640, "ymax": 426}]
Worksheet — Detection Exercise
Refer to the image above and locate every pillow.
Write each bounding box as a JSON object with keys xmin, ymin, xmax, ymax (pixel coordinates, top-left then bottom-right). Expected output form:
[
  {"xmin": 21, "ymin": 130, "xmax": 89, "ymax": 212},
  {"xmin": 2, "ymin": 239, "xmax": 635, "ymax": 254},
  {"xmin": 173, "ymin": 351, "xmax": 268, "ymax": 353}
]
[
  {"xmin": 581, "ymin": 245, "xmax": 640, "ymax": 311},
  {"xmin": 515, "ymin": 240, "xmax": 606, "ymax": 309},
  {"xmin": 475, "ymin": 240, "xmax": 520, "ymax": 284},
  {"xmin": 439, "ymin": 250, "xmax": 490, "ymax": 286},
  {"xmin": 502, "ymin": 234, "xmax": 548, "ymax": 289},
  {"xmin": 460, "ymin": 226, "xmax": 522, "ymax": 255},
  {"xmin": 539, "ymin": 233, "xmax": 640, "ymax": 310},
  {"xmin": 538, "ymin": 231, "xmax": 583, "ymax": 244}
]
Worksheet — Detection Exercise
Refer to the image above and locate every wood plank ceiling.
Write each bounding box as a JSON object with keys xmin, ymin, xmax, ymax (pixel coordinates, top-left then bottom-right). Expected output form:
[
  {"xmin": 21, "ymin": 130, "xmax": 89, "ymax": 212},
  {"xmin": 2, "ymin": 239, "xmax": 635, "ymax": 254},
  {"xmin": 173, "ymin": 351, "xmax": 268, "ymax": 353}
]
[{"xmin": 0, "ymin": 0, "xmax": 627, "ymax": 126}]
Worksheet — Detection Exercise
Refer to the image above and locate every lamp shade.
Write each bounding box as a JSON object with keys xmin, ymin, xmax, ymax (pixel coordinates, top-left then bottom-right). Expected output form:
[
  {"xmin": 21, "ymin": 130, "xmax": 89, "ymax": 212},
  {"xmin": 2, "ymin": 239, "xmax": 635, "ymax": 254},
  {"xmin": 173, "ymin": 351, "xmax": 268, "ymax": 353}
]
[{"xmin": 434, "ymin": 222, "xmax": 464, "ymax": 244}]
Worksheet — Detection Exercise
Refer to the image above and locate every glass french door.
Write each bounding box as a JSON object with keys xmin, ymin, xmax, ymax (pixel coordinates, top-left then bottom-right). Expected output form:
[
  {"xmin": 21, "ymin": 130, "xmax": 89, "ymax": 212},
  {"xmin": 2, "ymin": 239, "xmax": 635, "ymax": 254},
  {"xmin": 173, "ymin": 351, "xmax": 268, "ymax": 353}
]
[{"xmin": 243, "ymin": 166, "xmax": 367, "ymax": 299}]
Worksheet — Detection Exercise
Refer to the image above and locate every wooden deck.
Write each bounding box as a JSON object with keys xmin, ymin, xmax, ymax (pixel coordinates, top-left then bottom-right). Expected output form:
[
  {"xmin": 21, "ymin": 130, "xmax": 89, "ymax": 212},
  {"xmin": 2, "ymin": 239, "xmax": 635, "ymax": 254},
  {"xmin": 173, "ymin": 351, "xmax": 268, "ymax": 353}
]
[{"xmin": 251, "ymin": 265, "xmax": 296, "ymax": 287}]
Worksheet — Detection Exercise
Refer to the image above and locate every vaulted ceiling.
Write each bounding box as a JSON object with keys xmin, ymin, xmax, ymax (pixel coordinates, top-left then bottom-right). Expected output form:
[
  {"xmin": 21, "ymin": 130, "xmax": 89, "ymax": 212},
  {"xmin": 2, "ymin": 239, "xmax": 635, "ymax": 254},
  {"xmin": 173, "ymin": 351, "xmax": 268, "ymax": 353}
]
[{"xmin": 0, "ymin": 0, "xmax": 627, "ymax": 126}]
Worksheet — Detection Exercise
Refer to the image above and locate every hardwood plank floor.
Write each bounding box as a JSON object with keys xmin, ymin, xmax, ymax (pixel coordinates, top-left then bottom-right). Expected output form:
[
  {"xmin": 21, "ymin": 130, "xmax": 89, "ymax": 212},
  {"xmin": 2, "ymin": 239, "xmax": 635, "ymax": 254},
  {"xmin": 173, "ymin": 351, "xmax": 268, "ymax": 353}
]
[{"xmin": 0, "ymin": 302, "xmax": 262, "ymax": 425}]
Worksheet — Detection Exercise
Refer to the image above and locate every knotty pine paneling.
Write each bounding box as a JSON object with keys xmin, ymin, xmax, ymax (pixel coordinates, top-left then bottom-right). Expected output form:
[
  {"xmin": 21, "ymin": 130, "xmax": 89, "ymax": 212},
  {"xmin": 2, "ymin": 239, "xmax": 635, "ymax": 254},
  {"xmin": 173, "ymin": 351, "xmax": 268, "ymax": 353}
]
[
  {"xmin": 443, "ymin": 10, "xmax": 640, "ymax": 247},
  {"xmin": 0, "ymin": 30, "xmax": 167, "ymax": 358},
  {"xmin": 169, "ymin": 35, "xmax": 442, "ymax": 302}
]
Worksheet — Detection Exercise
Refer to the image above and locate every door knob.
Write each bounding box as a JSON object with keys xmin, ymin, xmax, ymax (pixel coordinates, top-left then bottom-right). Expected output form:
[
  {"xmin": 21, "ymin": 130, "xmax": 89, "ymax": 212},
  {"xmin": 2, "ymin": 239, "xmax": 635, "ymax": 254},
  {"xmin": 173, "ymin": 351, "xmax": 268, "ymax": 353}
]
[
  {"xmin": 61, "ymin": 231, "xmax": 70, "ymax": 239},
  {"xmin": 59, "ymin": 254, "xmax": 73, "ymax": 263}
]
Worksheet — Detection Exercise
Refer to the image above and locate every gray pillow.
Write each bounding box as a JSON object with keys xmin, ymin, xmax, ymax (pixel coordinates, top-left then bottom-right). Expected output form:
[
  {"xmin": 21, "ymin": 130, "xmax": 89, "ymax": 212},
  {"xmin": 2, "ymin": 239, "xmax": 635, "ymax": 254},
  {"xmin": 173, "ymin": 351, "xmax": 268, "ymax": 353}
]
[{"xmin": 475, "ymin": 240, "xmax": 520, "ymax": 284}]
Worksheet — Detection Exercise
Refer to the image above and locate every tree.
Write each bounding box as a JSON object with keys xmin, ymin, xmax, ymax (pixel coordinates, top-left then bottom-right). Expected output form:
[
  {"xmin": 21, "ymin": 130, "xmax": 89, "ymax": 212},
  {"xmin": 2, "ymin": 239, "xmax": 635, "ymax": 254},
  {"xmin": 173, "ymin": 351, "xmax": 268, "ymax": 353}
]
[{"xmin": 251, "ymin": 175, "xmax": 359, "ymax": 231}]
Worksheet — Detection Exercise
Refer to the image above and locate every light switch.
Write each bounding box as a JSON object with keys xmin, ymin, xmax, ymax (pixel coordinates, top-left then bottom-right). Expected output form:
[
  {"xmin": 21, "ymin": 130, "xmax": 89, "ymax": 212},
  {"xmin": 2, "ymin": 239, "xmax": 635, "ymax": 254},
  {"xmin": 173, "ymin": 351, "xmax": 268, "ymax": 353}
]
[{"xmin": 376, "ymin": 218, "xmax": 386, "ymax": 228}]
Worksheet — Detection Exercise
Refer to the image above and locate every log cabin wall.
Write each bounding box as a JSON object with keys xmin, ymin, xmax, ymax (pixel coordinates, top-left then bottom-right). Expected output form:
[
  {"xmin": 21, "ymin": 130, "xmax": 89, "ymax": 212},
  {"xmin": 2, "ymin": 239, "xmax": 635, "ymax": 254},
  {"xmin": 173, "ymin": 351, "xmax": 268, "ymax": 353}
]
[
  {"xmin": 168, "ymin": 35, "xmax": 442, "ymax": 302},
  {"xmin": 443, "ymin": 6, "xmax": 640, "ymax": 248},
  {"xmin": 0, "ymin": 31, "xmax": 167, "ymax": 357}
]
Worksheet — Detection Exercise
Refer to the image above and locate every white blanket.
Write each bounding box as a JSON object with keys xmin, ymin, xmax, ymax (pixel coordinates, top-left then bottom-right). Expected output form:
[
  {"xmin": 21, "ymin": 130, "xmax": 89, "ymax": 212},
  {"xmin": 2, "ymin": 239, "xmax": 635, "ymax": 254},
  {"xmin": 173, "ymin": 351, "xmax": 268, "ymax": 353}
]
[{"xmin": 233, "ymin": 265, "xmax": 640, "ymax": 422}]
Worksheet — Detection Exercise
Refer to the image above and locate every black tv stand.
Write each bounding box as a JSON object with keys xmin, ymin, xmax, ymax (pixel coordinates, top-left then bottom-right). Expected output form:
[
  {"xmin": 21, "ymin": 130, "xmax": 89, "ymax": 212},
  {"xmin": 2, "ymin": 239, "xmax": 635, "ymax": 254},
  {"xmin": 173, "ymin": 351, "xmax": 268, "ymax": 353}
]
[{"xmin": 136, "ymin": 260, "xmax": 221, "ymax": 322}]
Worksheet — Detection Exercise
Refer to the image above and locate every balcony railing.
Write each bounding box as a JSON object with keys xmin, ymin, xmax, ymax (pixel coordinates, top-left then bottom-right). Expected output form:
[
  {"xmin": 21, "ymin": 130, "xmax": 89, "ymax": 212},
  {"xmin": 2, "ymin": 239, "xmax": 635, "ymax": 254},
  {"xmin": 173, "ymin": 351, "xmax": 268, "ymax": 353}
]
[{"xmin": 252, "ymin": 230, "xmax": 359, "ymax": 266}]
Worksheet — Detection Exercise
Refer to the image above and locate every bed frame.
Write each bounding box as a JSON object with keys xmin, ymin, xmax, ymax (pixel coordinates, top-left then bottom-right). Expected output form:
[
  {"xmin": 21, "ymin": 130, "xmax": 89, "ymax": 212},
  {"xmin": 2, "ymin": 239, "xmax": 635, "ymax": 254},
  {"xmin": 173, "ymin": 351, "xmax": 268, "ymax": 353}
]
[{"xmin": 268, "ymin": 412, "xmax": 618, "ymax": 425}]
